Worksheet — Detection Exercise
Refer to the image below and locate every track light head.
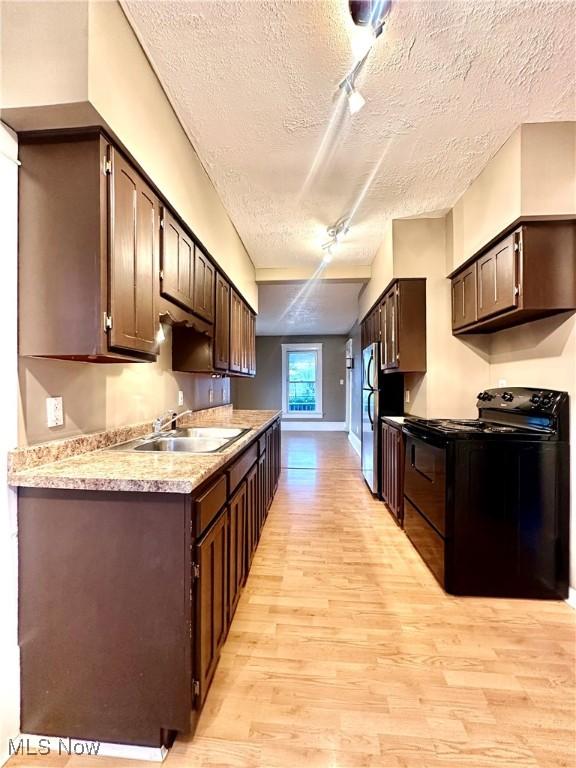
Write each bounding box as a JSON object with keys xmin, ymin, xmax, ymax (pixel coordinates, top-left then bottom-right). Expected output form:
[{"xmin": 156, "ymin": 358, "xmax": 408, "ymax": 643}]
[{"xmin": 340, "ymin": 76, "xmax": 366, "ymax": 115}]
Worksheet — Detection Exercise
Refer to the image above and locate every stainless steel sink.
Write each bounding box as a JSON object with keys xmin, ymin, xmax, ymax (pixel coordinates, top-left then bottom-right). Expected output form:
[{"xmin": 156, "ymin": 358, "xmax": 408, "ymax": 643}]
[
  {"xmin": 175, "ymin": 427, "xmax": 246, "ymax": 439},
  {"xmin": 110, "ymin": 426, "xmax": 251, "ymax": 454}
]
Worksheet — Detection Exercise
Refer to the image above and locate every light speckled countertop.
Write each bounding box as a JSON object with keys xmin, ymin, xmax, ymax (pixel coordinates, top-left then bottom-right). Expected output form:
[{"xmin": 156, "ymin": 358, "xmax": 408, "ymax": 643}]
[{"xmin": 8, "ymin": 409, "xmax": 281, "ymax": 494}]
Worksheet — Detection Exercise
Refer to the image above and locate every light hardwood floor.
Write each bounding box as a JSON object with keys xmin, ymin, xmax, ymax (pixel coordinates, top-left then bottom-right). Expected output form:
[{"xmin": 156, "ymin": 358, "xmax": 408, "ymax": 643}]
[{"xmin": 9, "ymin": 432, "xmax": 576, "ymax": 768}]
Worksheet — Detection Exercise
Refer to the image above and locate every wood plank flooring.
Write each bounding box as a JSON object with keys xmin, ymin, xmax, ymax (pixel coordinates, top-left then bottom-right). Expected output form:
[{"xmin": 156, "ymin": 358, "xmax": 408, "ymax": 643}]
[{"xmin": 9, "ymin": 432, "xmax": 576, "ymax": 768}]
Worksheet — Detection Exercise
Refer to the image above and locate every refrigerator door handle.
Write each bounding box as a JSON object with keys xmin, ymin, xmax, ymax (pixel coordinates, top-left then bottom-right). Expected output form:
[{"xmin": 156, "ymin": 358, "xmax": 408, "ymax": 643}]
[
  {"xmin": 367, "ymin": 390, "xmax": 374, "ymax": 428},
  {"xmin": 366, "ymin": 352, "xmax": 373, "ymax": 390}
]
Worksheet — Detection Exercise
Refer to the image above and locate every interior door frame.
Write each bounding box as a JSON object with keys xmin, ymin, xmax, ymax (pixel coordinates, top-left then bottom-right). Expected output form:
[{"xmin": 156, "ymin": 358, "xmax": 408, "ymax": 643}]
[{"xmin": 345, "ymin": 338, "xmax": 353, "ymax": 433}]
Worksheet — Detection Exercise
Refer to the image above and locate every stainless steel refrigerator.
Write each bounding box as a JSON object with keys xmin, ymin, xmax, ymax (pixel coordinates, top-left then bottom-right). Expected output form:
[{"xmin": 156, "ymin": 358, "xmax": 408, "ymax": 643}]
[{"xmin": 361, "ymin": 343, "xmax": 404, "ymax": 493}]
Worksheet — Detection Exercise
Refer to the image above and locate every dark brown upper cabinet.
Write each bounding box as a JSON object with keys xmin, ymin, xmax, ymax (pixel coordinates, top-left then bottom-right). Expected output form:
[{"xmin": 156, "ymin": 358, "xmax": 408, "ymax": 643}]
[
  {"xmin": 229, "ymin": 290, "xmax": 242, "ymax": 373},
  {"xmin": 213, "ymin": 273, "xmax": 230, "ymax": 371},
  {"xmin": 477, "ymin": 233, "xmax": 517, "ymax": 320},
  {"xmin": 248, "ymin": 312, "xmax": 256, "ymax": 376},
  {"xmin": 109, "ymin": 150, "xmax": 158, "ymax": 357},
  {"xmin": 160, "ymin": 207, "xmax": 195, "ymax": 312},
  {"xmin": 193, "ymin": 247, "xmax": 215, "ymax": 323},
  {"xmin": 18, "ymin": 133, "xmax": 158, "ymax": 362},
  {"xmin": 451, "ymin": 263, "xmax": 477, "ymax": 330},
  {"xmin": 361, "ymin": 306, "xmax": 380, "ymax": 348},
  {"xmin": 450, "ymin": 222, "xmax": 576, "ymax": 335},
  {"xmin": 379, "ymin": 279, "xmax": 426, "ymax": 374},
  {"xmin": 228, "ymin": 291, "xmax": 256, "ymax": 377}
]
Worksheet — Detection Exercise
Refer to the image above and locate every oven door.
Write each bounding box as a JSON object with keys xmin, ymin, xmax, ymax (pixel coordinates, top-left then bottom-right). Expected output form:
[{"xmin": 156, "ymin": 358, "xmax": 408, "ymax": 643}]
[{"xmin": 403, "ymin": 430, "xmax": 447, "ymax": 536}]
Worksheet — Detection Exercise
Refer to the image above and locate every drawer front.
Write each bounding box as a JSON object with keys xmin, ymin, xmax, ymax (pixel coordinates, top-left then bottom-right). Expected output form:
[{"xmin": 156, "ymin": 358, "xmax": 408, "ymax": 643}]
[
  {"xmin": 258, "ymin": 435, "xmax": 266, "ymax": 455},
  {"xmin": 193, "ymin": 475, "xmax": 227, "ymax": 538},
  {"xmin": 404, "ymin": 498, "xmax": 445, "ymax": 588},
  {"xmin": 404, "ymin": 434, "xmax": 446, "ymax": 535},
  {"xmin": 228, "ymin": 443, "xmax": 258, "ymax": 495}
]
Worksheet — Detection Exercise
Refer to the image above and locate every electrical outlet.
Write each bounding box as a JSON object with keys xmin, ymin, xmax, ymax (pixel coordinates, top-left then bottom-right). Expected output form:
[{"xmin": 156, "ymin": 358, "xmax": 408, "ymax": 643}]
[
  {"xmin": 340, "ymin": 378, "xmax": 344, "ymax": 386},
  {"xmin": 405, "ymin": 390, "xmax": 411, "ymax": 404},
  {"xmin": 178, "ymin": 390, "xmax": 184, "ymax": 407},
  {"xmin": 46, "ymin": 396, "xmax": 64, "ymax": 428},
  {"xmin": 208, "ymin": 387, "xmax": 214, "ymax": 404},
  {"xmin": 498, "ymin": 378, "xmax": 507, "ymax": 387}
]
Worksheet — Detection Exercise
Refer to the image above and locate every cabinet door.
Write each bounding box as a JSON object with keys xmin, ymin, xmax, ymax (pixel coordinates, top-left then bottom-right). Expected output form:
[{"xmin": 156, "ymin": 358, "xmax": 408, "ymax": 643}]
[
  {"xmin": 229, "ymin": 289, "xmax": 242, "ymax": 373},
  {"xmin": 477, "ymin": 234, "xmax": 518, "ymax": 320},
  {"xmin": 248, "ymin": 312, "xmax": 257, "ymax": 376},
  {"xmin": 194, "ymin": 508, "xmax": 227, "ymax": 708},
  {"xmin": 272, "ymin": 420, "xmax": 281, "ymax": 492},
  {"xmin": 109, "ymin": 149, "xmax": 158, "ymax": 356},
  {"xmin": 214, "ymin": 273, "xmax": 230, "ymax": 371},
  {"xmin": 451, "ymin": 264, "xmax": 477, "ymax": 330},
  {"xmin": 246, "ymin": 464, "xmax": 258, "ymax": 571},
  {"xmin": 257, "ymin": 452, "xmax": 267, "ymax": 534},
  {"xmin": 381, "ymin": 290, "xmax": 398, "ymax": 369},
  {"xmin": 265, "ymin": 428, "xmax": 274, "ymax": 513},
  {"xmin": 194, "ymin": 248, "xmax": 215, "ymax": 322},
  {"xmin": 241, "ymin": 302, "xmax": 249, "ymax": 374},
  {"xmin": 228, "ymin": 482, "xmax": 247, "ymax": 622},
  {"xmin": 380, "ymin": 422, "xmax": 389, "ymax": 503},
  {"xmin": 160, "ymin": 208, "xmax": 195, "ymax": 312}
]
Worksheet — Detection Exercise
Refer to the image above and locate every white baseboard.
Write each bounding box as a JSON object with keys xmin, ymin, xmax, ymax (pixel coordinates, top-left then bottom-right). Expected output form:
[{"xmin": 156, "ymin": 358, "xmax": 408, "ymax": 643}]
[
  {"xmin": 348, "ymin": 431, "xmax": 361, "ymax": 456},
  {"xmin": 281, "ymin": 421, "xmax": 347, "ymax": 431},
  {"xmin": 14, "ymin": 735, "xmax": 167, "ymax": 763},
  {"xmin": 566, "ymin": 588, "xmax": 576, "ymax": 610}
]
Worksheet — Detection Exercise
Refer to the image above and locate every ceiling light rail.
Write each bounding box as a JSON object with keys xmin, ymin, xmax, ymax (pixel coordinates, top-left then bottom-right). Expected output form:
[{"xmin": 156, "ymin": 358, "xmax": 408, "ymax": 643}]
[{"xmin": 340, "ymin": 1, "xmax": 393, "ymax": 114}]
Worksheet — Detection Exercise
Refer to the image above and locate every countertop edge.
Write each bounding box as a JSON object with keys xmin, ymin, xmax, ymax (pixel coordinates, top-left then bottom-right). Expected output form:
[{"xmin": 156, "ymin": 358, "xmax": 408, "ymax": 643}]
[{"xmin": 9, "ymin": 410, "xmax": 282, "ymax": 495}]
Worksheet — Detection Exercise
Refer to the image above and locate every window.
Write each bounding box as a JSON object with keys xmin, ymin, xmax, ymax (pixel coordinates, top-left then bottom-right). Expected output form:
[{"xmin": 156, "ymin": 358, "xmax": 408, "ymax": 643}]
[{"xmin": 281, "ymin": 343, "xmax": 323, "ymax": 418}]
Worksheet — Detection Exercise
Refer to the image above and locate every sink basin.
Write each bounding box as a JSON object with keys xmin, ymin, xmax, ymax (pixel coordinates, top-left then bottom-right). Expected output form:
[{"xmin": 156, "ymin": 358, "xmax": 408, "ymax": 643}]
[
  {"xmin": 110, "ymin": 426, "xmax": 251, "ymax": 454},
  {"xmin": 175, "ymin": 427, "xmax": 245, "ymax": 439},
  {"xmin": 135, "ymin": 436, "xmax": 229, "ymax": 453}
]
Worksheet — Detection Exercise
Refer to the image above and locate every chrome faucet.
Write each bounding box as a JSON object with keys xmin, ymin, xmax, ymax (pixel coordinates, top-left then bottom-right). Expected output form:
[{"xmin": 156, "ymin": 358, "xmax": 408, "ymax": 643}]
[{"xmin": 152, "ymin": 408, "xmax": 194, "ymax": 435}]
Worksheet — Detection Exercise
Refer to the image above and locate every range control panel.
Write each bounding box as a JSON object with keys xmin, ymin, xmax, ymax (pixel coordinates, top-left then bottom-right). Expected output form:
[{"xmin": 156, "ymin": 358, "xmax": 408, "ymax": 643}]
[{"xmin": 476, "ymin": 387, "xmax": 567, "ymax": 415}]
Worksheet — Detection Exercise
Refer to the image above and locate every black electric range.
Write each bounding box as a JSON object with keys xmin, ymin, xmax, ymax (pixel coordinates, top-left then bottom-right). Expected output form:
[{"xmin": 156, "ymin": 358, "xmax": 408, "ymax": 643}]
[{"xmin": 401, "ymin": 388, "xmax": 570, "ymax": 599}]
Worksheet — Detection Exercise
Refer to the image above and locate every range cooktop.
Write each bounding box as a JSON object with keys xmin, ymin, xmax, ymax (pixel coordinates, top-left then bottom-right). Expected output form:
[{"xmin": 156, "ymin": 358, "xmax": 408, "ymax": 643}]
[
  {"xmin": 405, "ymin": 418, "xmax": 543, "ymax": 436},
  {"xmin": 403, "ymin": 388, "xmax": 568, "ymax": 441}
]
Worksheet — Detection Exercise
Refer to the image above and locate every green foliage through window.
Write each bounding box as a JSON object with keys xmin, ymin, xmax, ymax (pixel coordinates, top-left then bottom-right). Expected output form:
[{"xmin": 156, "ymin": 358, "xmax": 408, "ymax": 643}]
[{"xmin": 287, "ymin": 350, "xmax": 317, "ymax": 412}]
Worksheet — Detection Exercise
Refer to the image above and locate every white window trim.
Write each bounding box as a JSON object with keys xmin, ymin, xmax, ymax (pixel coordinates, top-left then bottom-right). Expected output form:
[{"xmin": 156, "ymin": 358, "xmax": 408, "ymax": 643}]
[{"xmin": 281, "ymin": 343, "xmax": 323, "ymax": 419}]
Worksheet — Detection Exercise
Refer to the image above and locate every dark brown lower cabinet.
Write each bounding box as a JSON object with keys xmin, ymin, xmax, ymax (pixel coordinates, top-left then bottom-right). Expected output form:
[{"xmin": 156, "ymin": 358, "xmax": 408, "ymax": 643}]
[
  {"xmin": 245, "ymin": 462, "xmax": 259, "ymax": 571},
  {"xmin": 228, "ymin": 481, "xmax": 247, "ymax": 622},
  {"xmin": 195, "ymin": 506, "xmax": 228, "ymax": 709},
  {"xmin": 17, "ymin": 418, "xmax": 281, "ymax": 750},
  {"xmin": 258, "ymin": 449, "xmax": 268, "ymax": 534},
  {"xmin": 381, "ymin": 420, "xmax": 404, "ymax": 526}
]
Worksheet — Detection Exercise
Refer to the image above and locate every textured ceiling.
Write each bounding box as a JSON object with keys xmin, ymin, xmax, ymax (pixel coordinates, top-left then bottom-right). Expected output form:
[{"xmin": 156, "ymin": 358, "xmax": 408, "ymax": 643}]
[
  {"xmin": 122, "ymin": 0, "xmax": 576, "ymax": 271},
  {"xmin": 256, "ymin": 281, "xmax": 363, "ymax": 335}
]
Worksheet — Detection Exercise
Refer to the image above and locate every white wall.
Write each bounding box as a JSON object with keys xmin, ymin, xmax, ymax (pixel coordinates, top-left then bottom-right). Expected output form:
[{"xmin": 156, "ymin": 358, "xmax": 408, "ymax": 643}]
[{"xmin": 0, "ymin": 123, "xmax": 20, "ymax": 765}]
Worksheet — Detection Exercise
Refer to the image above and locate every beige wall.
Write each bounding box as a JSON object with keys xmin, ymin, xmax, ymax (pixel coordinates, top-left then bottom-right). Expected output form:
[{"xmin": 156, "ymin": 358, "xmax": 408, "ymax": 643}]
[
  {"xmin": 450, "ymin": 122, "xmax": 576, "ymax": 270},
  {"xmin": 0, "ymin": 0, "xmax": 257, "ymax": 308},
  {"xmin": 231, "ymin": 336, "xmax": 347, "ymax": 423},
  {"xmin": 359, "ymin": 216, "xmax": 491, "ymax": 420},
  {"xmin": 19, "ymin": 326, "xmax": 231, "ymax": 446},
  {"xmin": 1, "ymin": 0, "xmax": 250, "ymax": 447},
  {"xmin": 359, "ymin": 222, "xmax": 393, "ymax": 318},
  {"xmin": 361, "ymin": 121, "xmax": 576, "ymax": 590},
  {"xmin": 392, "ymin": 218, "xmax": 491, "ymax": 420},
  {"xmin": 0, "ymin": 121, "xmax": 20, "ymax": 764}
]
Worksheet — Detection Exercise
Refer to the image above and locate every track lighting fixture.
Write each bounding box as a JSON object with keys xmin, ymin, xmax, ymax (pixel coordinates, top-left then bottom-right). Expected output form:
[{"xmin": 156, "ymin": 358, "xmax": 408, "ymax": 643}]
[
  {"xmin": 340, "ymin": 76, "xmax": 366, "ymax": 115},
  {"xmin": 321, "ymin": 218, "xmax": 350, "ymax": 261},
  {"xmin": 349, "ymin": 0, "xmax": 392, "ymax": 37}
]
